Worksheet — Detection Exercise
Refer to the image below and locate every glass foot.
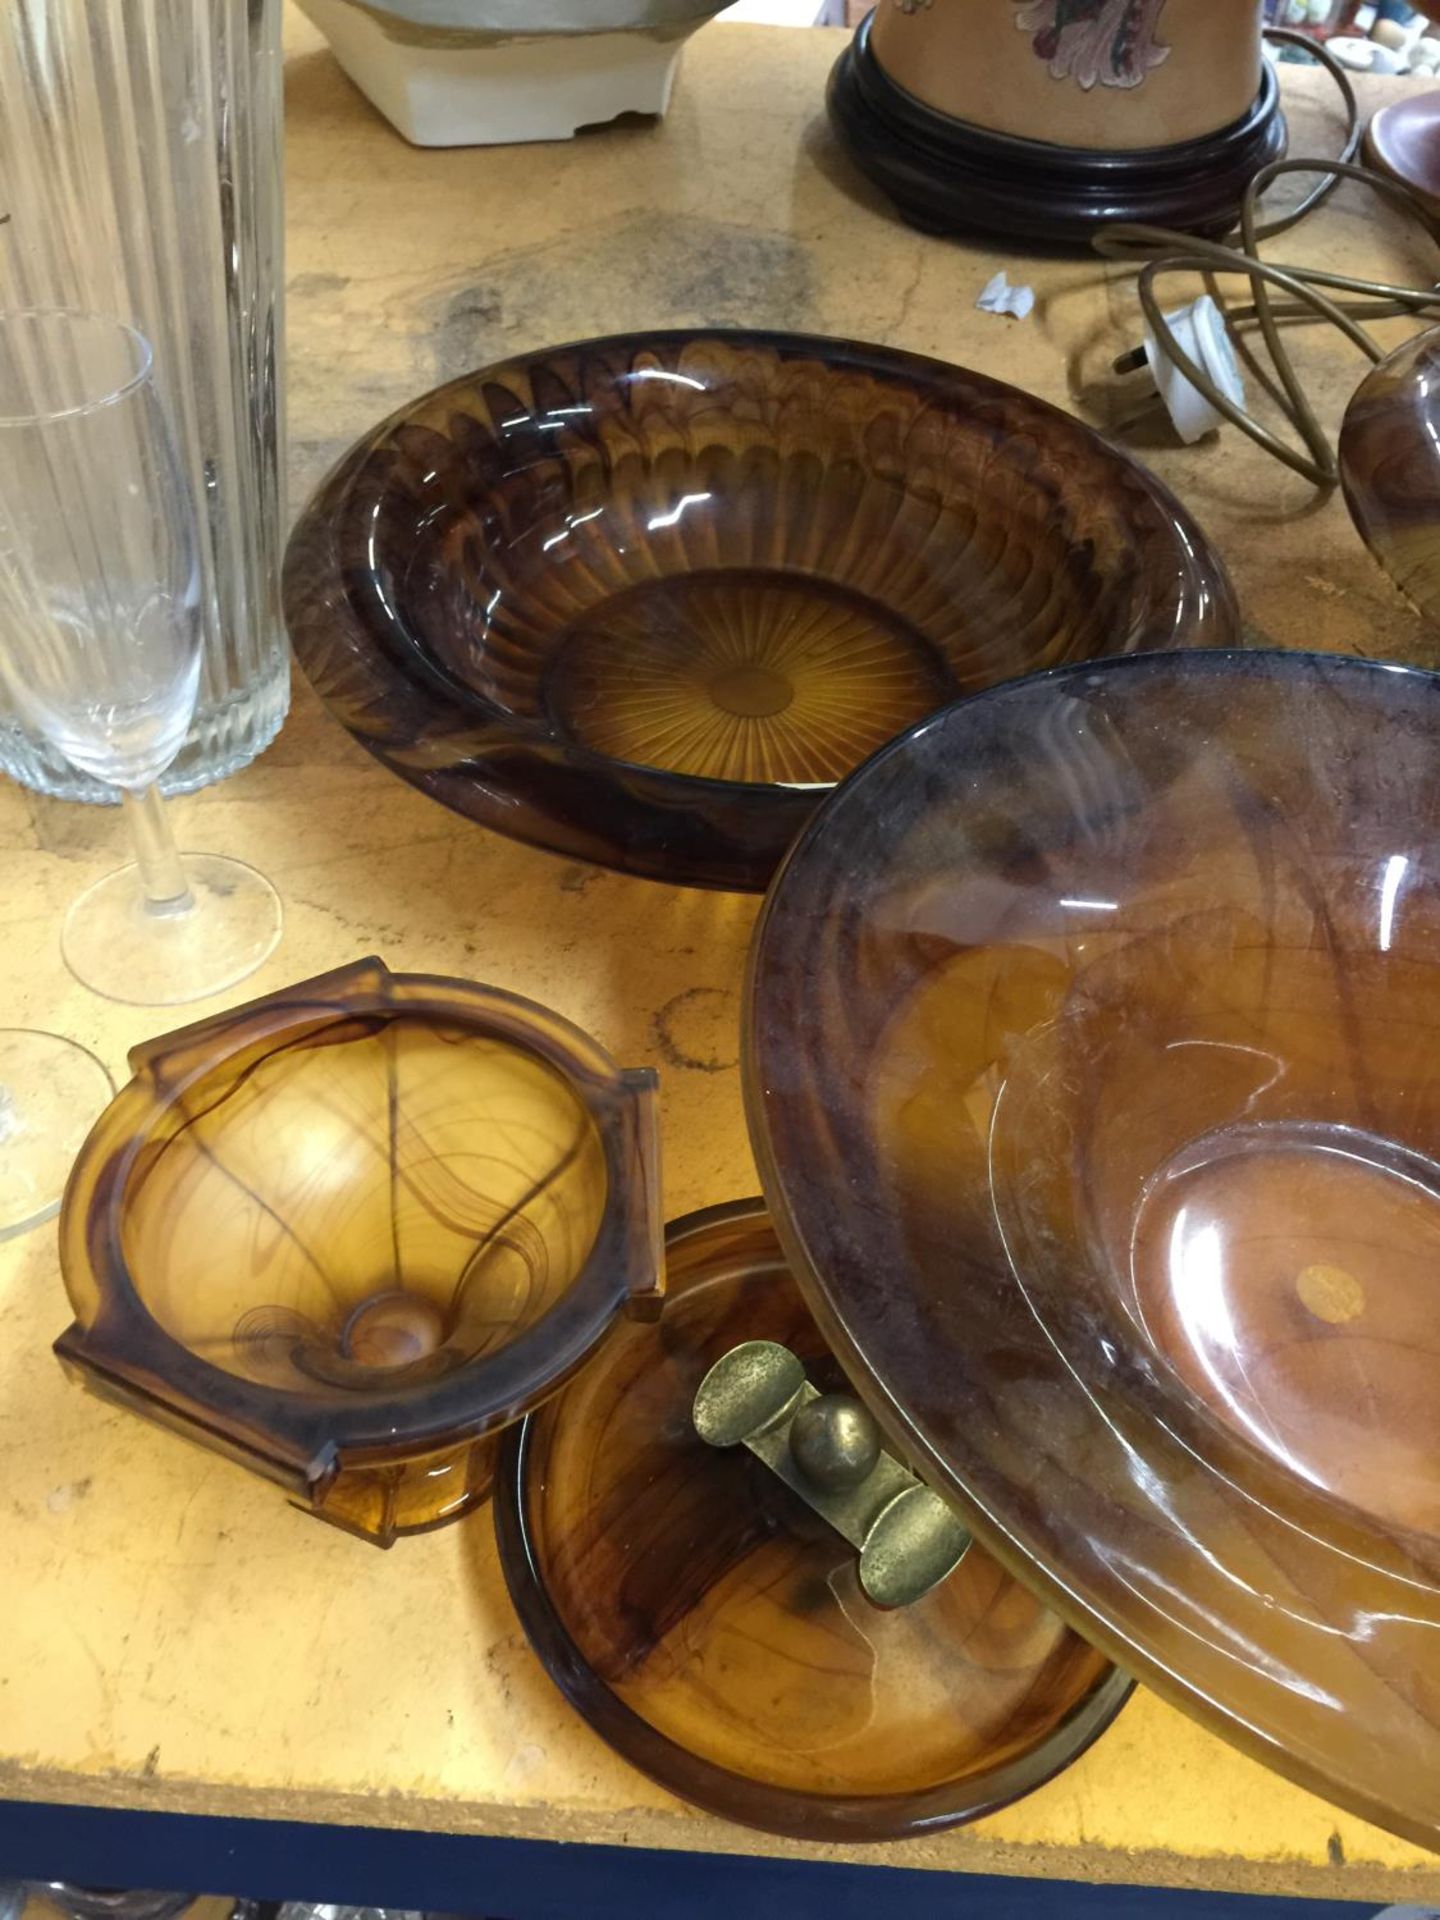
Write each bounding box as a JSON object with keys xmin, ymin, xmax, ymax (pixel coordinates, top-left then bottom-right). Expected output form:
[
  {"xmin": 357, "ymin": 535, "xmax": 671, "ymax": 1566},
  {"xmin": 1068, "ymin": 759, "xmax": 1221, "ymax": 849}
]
[
  {"xmin": 62, "ymin": 853, "xmax": 282, "ymax": 1006},
  {"xmin": 0, "ymin": 1029, "xmax": 114, "ymax": 1240}
]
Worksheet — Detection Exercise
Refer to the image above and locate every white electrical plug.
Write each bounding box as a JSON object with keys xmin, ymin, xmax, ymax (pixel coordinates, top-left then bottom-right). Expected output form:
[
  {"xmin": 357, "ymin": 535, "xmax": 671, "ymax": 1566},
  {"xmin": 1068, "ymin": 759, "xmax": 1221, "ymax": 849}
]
[{"xmin": 1115, "ymin": 294, "xmax": 1247, "ymax": 445}]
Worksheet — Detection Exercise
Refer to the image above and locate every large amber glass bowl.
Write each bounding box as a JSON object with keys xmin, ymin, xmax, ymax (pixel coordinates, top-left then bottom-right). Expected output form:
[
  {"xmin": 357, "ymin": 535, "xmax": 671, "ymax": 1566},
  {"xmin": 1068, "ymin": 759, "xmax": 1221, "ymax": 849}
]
[
  {"xmin": 283, "ymin": 330, "xmax": 1238, "ymax": 892},
  {"xmin": 56, "ymin": 958, "xmax": 662, "ymax": 1544},
  {"xmin": 746, "ymin": 650, "xmax": 1440, "ymax": 1851}
]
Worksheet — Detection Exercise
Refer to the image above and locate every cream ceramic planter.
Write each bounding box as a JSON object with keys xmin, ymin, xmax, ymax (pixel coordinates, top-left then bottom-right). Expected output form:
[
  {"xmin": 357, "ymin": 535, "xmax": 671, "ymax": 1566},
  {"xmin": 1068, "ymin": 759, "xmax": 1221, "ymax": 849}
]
[{"xmin": 297, "ymin": 0, "xmax": 733, "ymax": 146}]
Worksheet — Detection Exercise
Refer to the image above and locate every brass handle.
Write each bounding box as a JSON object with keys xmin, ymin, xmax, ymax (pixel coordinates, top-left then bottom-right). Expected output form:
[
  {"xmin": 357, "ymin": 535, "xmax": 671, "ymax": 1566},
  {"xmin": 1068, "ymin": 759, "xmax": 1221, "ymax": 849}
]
[{"xmin": 693, "ymin": 1339, "xmax": 971, "ymax": 1609}]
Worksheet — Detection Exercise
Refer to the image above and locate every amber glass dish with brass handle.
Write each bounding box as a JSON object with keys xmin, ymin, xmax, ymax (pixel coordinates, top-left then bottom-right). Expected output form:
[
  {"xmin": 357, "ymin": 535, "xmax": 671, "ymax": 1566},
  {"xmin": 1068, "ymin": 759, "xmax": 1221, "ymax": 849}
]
[
  {"xmin": 746, "ymin": 650, "xmax": 1440, "ymax": 1852},
  {"xmin": 56, "ymin": 958, "xmax": 662, "ymax": 1544},
  {"xmin": 283, "ymin": 329, "xmax": 1238, "ymax": 892},
  {"xmin": 493, "ymin": 1197, "xmax": 1130, "ymax": 1841}
]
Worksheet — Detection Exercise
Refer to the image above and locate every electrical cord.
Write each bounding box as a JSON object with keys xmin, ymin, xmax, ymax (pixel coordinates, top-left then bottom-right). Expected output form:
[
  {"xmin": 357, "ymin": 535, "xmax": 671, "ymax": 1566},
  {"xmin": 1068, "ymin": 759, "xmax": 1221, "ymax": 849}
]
[{"xmin": 1094, "ymin": 26, "xmax": 1440, "ymax": 486}]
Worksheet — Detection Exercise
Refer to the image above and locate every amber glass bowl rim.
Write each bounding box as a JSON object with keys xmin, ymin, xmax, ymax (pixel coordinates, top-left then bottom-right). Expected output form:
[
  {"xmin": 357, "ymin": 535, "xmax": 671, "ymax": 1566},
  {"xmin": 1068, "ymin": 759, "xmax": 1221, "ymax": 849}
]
[
  {"xmin": 494, "ymin": 1195, "xmax": 1134, "ymax": 1843},
  {"xmin": 285, "ymin": 323, "xmax": 1239, "ymax": 813},
  {"xmin": 58, "ymin": 960, "xmax": 661, "ymax": 1458},
  {"xmin": 752, "ymin": 642, "xmax": 1440, "ymax": 908}
]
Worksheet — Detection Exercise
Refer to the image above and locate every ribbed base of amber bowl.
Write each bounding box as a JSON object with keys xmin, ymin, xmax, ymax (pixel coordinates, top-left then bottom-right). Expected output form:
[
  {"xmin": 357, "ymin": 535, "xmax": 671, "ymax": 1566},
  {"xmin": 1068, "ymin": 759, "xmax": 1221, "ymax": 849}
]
[{"xmin": 543, "ymin": 568, "xmax": 951, "ymax": 786}]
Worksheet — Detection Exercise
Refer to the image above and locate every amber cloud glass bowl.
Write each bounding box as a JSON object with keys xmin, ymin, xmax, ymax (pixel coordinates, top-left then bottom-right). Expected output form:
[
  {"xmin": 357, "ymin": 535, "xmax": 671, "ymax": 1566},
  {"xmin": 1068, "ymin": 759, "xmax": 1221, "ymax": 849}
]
[
  {"xmin": 56, "ymin": 959, "xmax": 662, "ymax": 1544},
  {"xmin": 284, "ymin": 329, "xmax": 1238, "ymax": 892},
  {"xmin": 747, "ymin": 651, "xmax": 1440, "ymax": 1850},
  {"xmin": 1340, "ymin": 322, "xmax": 1440, "ymax": 629}
]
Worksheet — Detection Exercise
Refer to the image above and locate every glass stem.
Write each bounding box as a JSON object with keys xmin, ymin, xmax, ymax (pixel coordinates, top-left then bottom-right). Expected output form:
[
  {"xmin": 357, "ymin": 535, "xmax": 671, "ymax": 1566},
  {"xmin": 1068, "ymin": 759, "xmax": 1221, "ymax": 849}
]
[{"xmin": 122, "ymin": 784, "xmax": 193, "ymax": 914}]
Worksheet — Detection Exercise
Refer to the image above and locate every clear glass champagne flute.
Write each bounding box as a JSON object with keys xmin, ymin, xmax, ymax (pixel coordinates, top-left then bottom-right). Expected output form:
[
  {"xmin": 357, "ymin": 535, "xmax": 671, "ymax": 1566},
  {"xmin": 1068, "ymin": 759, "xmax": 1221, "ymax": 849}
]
[{"xmin": 0, "ymin": 308, "xmax": 282, "ymax": 1005}]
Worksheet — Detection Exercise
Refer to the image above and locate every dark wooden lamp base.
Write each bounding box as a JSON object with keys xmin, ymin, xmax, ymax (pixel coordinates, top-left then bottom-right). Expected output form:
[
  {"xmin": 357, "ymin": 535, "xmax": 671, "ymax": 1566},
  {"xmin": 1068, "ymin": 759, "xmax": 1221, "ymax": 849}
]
[{"xmin": 828, "ymin": 13, "xmax": 1288, "ymax": 250}]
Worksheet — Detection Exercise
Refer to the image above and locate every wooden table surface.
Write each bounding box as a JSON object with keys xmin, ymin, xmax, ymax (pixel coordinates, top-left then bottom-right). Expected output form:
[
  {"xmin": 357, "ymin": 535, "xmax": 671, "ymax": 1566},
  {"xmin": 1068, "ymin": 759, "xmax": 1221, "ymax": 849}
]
[{"xmin": 2, "ymin": 12, "xmax": 1438, "ymax": 1908}]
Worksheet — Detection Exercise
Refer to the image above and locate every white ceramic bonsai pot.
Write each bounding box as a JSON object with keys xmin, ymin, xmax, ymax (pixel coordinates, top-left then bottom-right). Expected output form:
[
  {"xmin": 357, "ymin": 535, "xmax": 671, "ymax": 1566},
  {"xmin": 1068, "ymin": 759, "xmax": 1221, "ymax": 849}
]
[{"xmin": 298, "ymin": 0, "xmax": 735, "ymax": 146}]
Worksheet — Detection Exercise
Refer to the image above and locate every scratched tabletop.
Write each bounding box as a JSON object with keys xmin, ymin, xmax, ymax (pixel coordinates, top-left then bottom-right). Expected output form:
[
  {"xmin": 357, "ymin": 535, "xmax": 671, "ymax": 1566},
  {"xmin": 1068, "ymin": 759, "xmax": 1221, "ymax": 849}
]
[{"xmin": 0, "ymin": 11, "xmax": 1437, "ymax": 1906}]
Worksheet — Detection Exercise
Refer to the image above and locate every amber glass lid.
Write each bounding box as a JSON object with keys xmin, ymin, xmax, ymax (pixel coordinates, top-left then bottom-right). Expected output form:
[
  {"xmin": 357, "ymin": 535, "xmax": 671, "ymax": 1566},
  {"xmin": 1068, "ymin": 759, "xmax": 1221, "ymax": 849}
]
[
  {"xmin": 746, "ymin": 651, "xmax": 1440, "ymax": 1851},
  {"xmin": 493, "ymin": 1198, "xmax": 1130, "ymax": 1841},
  {"xmin": 1340, "ymin": 322, "xmax": 1440, "ymax": 628},
  {"xmin": 284, "ymin": 329, "xmax": 1237, "ymax": 892}
]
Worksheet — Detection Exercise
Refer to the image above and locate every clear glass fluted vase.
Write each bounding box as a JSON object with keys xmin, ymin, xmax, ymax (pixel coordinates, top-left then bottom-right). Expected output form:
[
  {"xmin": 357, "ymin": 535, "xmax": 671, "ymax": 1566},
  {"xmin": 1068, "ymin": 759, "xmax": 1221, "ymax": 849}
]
[{"xmin": 0, "ymin": 0, "xmax": 289, "ymax": 802}]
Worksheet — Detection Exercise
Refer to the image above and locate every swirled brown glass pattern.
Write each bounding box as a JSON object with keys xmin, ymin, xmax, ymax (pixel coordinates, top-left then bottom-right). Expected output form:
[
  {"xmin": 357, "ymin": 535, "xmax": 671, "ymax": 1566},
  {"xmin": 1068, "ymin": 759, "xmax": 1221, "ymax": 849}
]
[
  {"xmin": 56, "ymin": 958, "xmax": 662, "ymax": 1544},
  {"xmin": 493, "ymin": 1198, "xmax": 1130, "ymax": 1840},
  {"xmin": 284, "ymin": 330, "xmax": 1238, "ymax": 891},
  {"xmin": 746, "ymin": 650, "xmax": 1440, "ymax": 1850},
  {"xmin": 1340, "ymin": 323, "xmax": 1440, "ymax": 630}
]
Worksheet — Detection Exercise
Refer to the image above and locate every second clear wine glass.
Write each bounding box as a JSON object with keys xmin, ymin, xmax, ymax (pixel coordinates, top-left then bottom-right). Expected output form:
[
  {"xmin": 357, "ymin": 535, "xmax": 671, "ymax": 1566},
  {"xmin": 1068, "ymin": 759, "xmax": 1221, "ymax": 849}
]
[
  {"xmin": 0, "ymin": 1028, "xmax": 113, "ymax": 1240},
  {"xmin": 0, "ymin": 309, "xmax": 281, "ymax": 1004}
]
